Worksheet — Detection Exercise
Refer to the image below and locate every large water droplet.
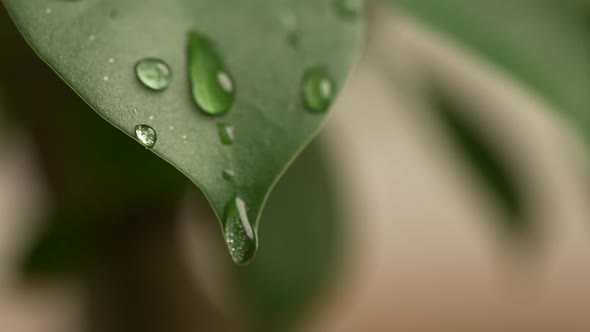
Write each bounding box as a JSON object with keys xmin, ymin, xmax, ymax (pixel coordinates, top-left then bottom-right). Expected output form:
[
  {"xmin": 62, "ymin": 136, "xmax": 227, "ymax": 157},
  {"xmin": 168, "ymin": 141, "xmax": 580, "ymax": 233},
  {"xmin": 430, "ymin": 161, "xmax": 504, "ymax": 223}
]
[
  {"xmin": 134, "ymin": 124, "xmax": 157, "ymax": 148},
  {"xmin": 334, "ymin": 0, "xmax": 362, "ymax": 19},
  {"xmin": 302, "ymin": 67, "xmax": 335, "ymax": 113},
  {"xmin": 223, "ymin": 196, "xmax": 257, "ymax": 265},
  {"xmin": 188, "ymin": 31, "xmax": 235, "ymax": 115},
  {"xmin": 135, "ymin": 58, "xmax": 173, "ymax": 91},
  {"xmin": 217, "ymin": 123, "xmax": 235, "ymax": 145}
]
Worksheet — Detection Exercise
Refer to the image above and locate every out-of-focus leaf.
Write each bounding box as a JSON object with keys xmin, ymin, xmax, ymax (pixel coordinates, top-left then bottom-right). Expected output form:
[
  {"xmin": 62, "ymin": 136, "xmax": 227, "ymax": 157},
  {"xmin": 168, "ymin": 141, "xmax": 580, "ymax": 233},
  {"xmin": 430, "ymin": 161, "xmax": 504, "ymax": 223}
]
[
  {"xmin": 20, "ymin": 208, "xmax": 98, "ymax": 277},
  {"xmin": 2, "ymin": 0, "xmax": 362, "ymax": 238},
  {"xmin": 233, "ymin": 140, "xmax": 341, "ymax": 332},
  {"xmin": 429, "ymin": 86, "xmax": 529, "ymax": 234},
  {"xmin": 0, "ymin": 7, "xmax": 188, "ymax": 276},
  {"xmin": 380, "ymin": 0, "xmax": 590, "ymax": 148}
]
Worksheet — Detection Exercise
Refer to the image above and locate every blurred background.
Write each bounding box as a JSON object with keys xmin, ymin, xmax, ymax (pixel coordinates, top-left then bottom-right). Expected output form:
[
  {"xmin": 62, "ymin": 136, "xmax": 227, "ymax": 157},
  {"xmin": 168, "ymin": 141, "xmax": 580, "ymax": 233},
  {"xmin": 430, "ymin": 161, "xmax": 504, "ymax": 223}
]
[{"xmin": 2, "ymin": 1, "xmax": 590, "ymax": 331}]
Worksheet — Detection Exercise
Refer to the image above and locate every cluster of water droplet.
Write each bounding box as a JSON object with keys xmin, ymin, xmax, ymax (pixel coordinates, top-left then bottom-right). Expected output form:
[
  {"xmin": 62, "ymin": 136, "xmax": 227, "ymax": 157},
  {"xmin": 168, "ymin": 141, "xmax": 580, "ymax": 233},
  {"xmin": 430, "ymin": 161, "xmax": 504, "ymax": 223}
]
[{"xmin": 126, "ymin": 0, "xmax": 361, "ymax": 265}]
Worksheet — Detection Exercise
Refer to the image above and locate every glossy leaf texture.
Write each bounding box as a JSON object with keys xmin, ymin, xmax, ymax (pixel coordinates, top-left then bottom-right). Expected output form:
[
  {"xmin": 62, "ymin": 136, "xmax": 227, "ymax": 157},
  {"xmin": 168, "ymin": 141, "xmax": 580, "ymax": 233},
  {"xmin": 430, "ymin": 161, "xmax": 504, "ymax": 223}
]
[
  {"xmin": 2, "ymin": 0, "xmax": 362, "ymax": 234},
  {"xmin": 379, "ymin": 0, "xmax": 590, "ymax": 147}
]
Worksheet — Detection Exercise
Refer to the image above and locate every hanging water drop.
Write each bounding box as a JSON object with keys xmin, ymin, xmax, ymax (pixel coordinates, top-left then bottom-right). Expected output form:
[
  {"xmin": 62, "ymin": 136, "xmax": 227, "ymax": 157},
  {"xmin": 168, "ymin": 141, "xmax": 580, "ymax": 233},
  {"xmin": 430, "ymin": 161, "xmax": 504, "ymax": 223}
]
[
  {"xmin": 135, "ymin": 58, "xmax": 173, "ymax": 91},
  {"xmin": 134, "ymin": 124, "xmax": 157, "ymax": 148},
  {"xmin": 302, "ymin": 67, "xmax": 335, "ymax": 113},
  {"xmin": 334, "ymin": 0, "xmax": 362, "ymax": 19},
  {"xmin": 217, "ymin": 123, "xmax": 235, "ymax": 145},
  {"xmin": 223, "ymin": 196, "xmax": 258, "ymax": 265},
  {"xmin": 188, "ymin": 31, "xmax": 235, "ymax": 115}
]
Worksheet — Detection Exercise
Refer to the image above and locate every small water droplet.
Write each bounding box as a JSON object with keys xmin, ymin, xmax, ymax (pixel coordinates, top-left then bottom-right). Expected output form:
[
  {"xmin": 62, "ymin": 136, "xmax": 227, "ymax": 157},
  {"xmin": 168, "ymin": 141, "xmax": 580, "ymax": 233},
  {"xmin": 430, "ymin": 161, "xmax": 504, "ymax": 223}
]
[
  {"xmin": 182, "ymin": 134, "xmax": 187, "ymax": 140},
  {"xmin": 89, "ymin": 35, "xmax": 96, "ymax": 41},
  {"xmin": 223, "ymin": 196, "xmax": 257, "ymax": 265},
  {"xmin": 134, "ymin": 124, "xmax": 157, "ymax": 148},
  {"xmin": 103, "ymin": 76, "xmax": 109, "ymax": 81},
  {"xmin": 148, "ymin": 115, "xmax": 155, "ymax": 120},
  {"xmin": 222, "ymin": 169, "xmax": 235, "ymax": 181},
  {"xmin": 135, "ymin": 58, "xmax": 173, "ymax": 91},
  {"xmin": 188, "ymin": 31, "xmax": 235, "ymax": 115},
  {"xmin": 45, "ymin": 8, "xmax": 52, "ymax": 14},
  {"xmin": 334, "ymin": 0, "xmax": 362, "ymax": 19},
  {"xmin": 169, "ymin": 125, "xmax": 175, "ymax": 130},
  {"xmin": 302, "ymin": 67, "xmax": 335, "ymax": 113},
  {"xmin": 287, "ymin": 31, "xmax": 302, "ymax": 50},
  {"xmin": 108, "ymin": 58, "xmax": 115, "ymax": 64},
  {"xmin": 217, "ymin": 123, "xmax": 234, "ymax": 145}
]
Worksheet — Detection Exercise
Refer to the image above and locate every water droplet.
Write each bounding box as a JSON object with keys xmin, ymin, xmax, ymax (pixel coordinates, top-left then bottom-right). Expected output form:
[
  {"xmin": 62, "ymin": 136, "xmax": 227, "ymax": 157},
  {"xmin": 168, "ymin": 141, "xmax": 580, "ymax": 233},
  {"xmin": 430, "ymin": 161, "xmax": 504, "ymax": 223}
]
[
  {"xmin": 134, "ymin": 124, "xmax": 157, "ymax": 148},
  {"xmin": 135, "ymin": 58, "xmax": 173, "ymax": 91},
  {"xmin": 302, "ymin": 67, "xmax": 335, "ymax": 113},
  {"xmin": 148, "ymin": 115, "xmax": 154, "ymax": 120},
  {"xmin": 223, "ymin": 196, "xmax": 257, "ymax": 265},
  {"xmin": 287, "ymin": 31, "xmax": 302, "ymax": 50},
  {"xmin": 182, "ymin": 134, "xmax": 187, "ymax": 140},
  {"xmin": 45, "ymin": 8, "xmax": 52, "ymax": 14},
  {"xmin": 334, "ymin": 0, "xmax": 362, "ymax": 19},
  {"xmin": 108, "ymin": 58, "xmax": 115, "ymax": 64},
  {"xmin": 188, "ymin": 31, "xmax": 235, "ymax": 115},
  {"xmin": 103, "ymin": 76, "xmax": 109, "ymax": 81},
  {"xmin": 217, "ymin": 123, "xmax": 234, "ymax": 145},
  {"xmin": 169, "ymin": 125, "xmax": 175, "ymax": 130},
  {"xmin": 222, "ymin": 169, "xmax": 235, "ymax": 181},
  {"xmin": 89, "ymin": 35, "xmax": 96, "ymax": 41}
]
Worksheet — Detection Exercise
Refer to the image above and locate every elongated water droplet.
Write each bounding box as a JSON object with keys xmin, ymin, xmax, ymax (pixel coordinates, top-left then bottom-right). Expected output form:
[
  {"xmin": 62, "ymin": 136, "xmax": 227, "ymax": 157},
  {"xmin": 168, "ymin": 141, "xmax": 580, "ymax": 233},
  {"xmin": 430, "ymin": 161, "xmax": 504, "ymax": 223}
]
[
  {"xmin": 135, "ymin": 58, "xmax": 172, "ymax": 91},
  {"xmin": 334, "ymin": 0, "xmax": 362, "ymax": 19},
  {"xmin": 134, "ymin": 124, "xmax": 157, "ymax": 148},
  {"xmin": 224, "ymin": 196, "xmax": 257, "ymax": 265},
  {"xmin": 188, "ymin": 31, "xmax": 235, "ymax": 115},
  {"xmin": 217, "ymin": 123, "xmax": 235, "ymax": 145},
  {"xmin": 302, "ymin": 67, "xmax": 335, "ymax": 113}
]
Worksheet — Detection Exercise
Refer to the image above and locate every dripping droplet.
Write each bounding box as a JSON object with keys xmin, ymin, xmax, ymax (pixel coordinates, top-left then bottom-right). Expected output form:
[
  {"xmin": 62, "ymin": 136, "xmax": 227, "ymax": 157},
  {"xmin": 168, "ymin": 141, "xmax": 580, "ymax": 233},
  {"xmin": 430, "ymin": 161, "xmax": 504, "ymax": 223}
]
[
  {"xmin": 134, "ymin": 124, "xmax": 157, "ymax": 148},
  {"xmin": 217, "ymin": 123, "xmax": 235, "ymax": 145},
  {"xmin": 135, "ymin": 58, "xmax": 173, "ymax": 91},
  {"xmin": 223, "ymin": 196, "xmax": 257, "ymax": 265},
  {"xmin": 222, "ymin": 169, "xmax": 235, "ymax": 181},
  {"xmin": 334, "ymin": 0, "xmax": 362, "ymax": 19},
  {"xmin": 302, "ymin": 67, "xmax": 335, "ymax": 113},
  {"xmin": 188, "ymin": 31, "xmax": 235, "ymax": 115}
]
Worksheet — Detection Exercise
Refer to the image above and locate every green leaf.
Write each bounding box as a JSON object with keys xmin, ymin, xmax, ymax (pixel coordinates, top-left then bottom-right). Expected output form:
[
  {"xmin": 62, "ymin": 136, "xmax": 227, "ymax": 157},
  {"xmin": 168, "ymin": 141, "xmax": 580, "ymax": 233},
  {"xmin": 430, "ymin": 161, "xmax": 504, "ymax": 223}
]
[
  {"xmin": 379, "ymin": 0, "xmax": 590, "ymax": 147},
  {"xmin": 2, "ymin": 0, "xmax": 362, "ymax": 235}
]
